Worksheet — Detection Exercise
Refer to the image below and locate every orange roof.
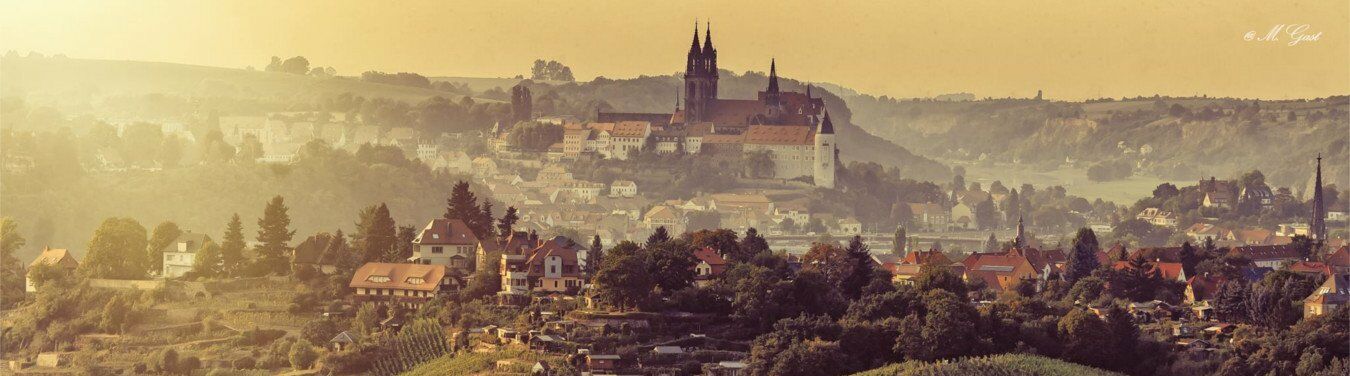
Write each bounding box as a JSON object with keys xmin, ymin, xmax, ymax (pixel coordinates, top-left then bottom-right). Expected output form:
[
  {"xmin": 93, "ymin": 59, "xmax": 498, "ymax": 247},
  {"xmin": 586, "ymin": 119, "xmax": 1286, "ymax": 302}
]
[
  {"xmin": 693, "ymin": 247, "xmax": 727, "ymax": 266},
  {"xmin": 700, "ymin": 133, "xmax": 744, "ymax": 144},
  {"xmin": 349, "ymin": 262, "xmax": 446, "ymax": 292},
  {"xmin": 1327, "ymin": 246, "xmax": 1350, "ymax": 268},
  {"xmin": 706, "ymin": 99, "xmax": 769, "ymax": 126},
  {"xmin": 610, "ymin": 121, "xmax": 650, "ymax": 138},
  {"xmin": 901, "ymin": 250, "xmax": 951, "ymax": 265},
  {"xmin": 743, "ymin": 125, "xmax": 813, "ymax": 145},
  {"xmin": 30, "ymin": 247, "xmax": 78, "ymax": 269}
]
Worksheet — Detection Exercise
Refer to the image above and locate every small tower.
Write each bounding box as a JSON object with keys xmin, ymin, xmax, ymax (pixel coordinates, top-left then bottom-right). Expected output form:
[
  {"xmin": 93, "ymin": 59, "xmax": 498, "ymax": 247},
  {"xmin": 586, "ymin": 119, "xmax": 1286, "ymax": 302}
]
[{"xmin": 813, "ymin": 108, "xmax": 837, "ymax": 188}]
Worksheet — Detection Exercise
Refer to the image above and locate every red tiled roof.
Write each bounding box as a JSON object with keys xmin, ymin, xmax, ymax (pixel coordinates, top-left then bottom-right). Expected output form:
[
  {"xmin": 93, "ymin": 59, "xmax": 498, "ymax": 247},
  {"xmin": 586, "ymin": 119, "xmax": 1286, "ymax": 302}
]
[
  {"xmin": 1227, "ymin": 245, "xmax": 1301, "ymax": 261},
  {"xmin": 1287, "ymin": 261, "xmax": 1332, "ymax": 277},
  {"xmin": 902, "ymin": 250, "xmax": 951, "ymax": 266},
  {"xmin": 1325, "ymin": 246, "xmax": 1350, "ymax": 268},
  {"xmin": 415, "ymin": 218, "xmax": 480, "ymax": 246},
  {"xmin": 1186, "ymin": 275, "xmax": 1226, "ymax": 301}
]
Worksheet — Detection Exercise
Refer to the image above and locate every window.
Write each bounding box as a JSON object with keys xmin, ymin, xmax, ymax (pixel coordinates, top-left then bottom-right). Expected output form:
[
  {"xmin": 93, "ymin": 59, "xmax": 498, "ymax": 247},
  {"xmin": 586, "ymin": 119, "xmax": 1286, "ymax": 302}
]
[
  {"xmin": 432, "ymin": 246, "xmax": 444, "ymax": 254},
  {"xmin": 367, "ymin": 275, "xmax": 390, "ymax": 283},
  {"xmin": 406, "ymin": 277, "xmax": 425, "ymax": 284}
]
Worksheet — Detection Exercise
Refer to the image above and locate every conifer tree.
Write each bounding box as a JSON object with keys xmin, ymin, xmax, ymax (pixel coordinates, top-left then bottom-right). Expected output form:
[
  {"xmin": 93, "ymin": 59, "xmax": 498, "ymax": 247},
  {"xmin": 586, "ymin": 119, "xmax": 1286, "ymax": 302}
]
[
  {"xmin": 255, "ymin": 196, "xmax": 295, "ymax": 275},
  {"xmin": 587, "ymin": 235, "xmax": 603, "ymax": 275},
  {"xmin": 355, "ymin": 204, "xmax": 396, "ymax": 263},
  {"xmin": 192, "ymin": 240, "xmax": 224, "ymax": 278},
  {"xmin": 1065, "ymin": 228, "xmax": 1101, "ymax": 283},
  {"xmin": 498, "ymin": 206, "xmax": 520, "ymax": 237},
  {"xmin": 647, "ymin": 226, "xmax": 671, "ymax": 246},
  {"xmin": 892, "ymin": 226, "xmax": 906, "ymax": 256},
  {"xmin": 221, "ymin": 214, "xmax": 247, "ymax": 276}
]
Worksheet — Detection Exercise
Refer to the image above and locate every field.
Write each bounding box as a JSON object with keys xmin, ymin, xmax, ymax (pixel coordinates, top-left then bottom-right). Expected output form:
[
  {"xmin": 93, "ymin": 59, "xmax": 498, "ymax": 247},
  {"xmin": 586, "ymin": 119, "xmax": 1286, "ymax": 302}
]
[
  {"xmin": 852, "ymin": 354, "xmax": 1123, "ymax": 376},
  {"xmin": 401, "ymin": 348, "xmax": 564, "ymax": 376}
]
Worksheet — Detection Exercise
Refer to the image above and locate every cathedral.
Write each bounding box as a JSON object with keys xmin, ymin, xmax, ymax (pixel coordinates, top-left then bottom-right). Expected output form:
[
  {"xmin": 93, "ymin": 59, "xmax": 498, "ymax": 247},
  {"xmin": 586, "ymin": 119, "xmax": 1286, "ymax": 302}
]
[{"xmin": 595, "ymin": 23, "xmax": 838, "ymax": 188}]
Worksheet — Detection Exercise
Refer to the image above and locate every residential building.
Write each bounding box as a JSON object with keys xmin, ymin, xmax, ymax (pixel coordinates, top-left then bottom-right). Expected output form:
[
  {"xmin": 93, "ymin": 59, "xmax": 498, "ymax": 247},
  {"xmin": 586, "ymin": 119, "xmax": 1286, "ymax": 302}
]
[
  {"xmin": 609, "ymin": 180, "xmax": 637, "ymax": 198},
  {"xmin": 1136, "ymin": 208, "xmax": 1178, "ymax": 228},
  {"xmin": 161, "ymin": 232, "xmax": 211, "ymax": 278},
  {"xmin": 1304, "ymin": 273, "xmax": 1349, "ymax": 318},
  {"xmin": 349, "ymin": 262, "xmax": 456, "ymax": 309},
  {"xmin": 410, "ymin": 218, "xmax": 481, "ymax": 273},
  {"xmin": 26, "ymin": 247, "xmax": 78, "ymax": 293},
  {"xmin": 692, "ymin": 247, "xmax": 728, "ymax": 287},
  {"xmin": 1227, "ymin": 245, "xmax": 1302, "ymax": 268}
]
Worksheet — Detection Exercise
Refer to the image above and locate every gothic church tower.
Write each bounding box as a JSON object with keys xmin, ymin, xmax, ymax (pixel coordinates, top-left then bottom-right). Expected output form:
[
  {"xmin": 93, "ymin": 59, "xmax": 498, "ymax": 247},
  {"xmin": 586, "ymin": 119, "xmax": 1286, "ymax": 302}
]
[
  {"xmin": 814, "ymin": 109, "xmax": 837, "ymax": 188},
  {"xmin": 684, "ymin": 23, "xmax": 719, "ymax": 123}
]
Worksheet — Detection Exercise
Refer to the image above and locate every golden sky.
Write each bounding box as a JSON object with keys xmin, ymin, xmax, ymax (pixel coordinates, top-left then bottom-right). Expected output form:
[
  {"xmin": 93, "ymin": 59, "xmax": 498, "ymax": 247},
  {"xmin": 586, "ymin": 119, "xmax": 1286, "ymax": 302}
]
[{"xmin": 2, "ymin": 0, "xmax": 1347, "ymax": 100}]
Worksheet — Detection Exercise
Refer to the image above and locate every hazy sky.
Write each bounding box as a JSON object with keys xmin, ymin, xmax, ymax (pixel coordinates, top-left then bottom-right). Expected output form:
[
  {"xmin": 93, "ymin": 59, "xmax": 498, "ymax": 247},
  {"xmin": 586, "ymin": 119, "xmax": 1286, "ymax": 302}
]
[{"xmin": 2, "ymin": 0, "xmax": 1347, "ymax": 100}]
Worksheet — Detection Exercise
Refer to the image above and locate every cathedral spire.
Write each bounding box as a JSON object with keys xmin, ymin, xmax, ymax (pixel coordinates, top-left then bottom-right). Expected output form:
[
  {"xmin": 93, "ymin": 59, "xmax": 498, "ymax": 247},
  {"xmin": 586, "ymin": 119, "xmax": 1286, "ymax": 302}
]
[
  {"xmin": 1312, "ymin": 154, "xmax": 1327, "ymax": 242},
  {"xmin": 767, "ymin": 59, "xmax": 780, "ymax": 94},
  {"xmin": 703, "ymin": 21, "xmax": 714, "ymax": 53},
  {"xmin": 818, "ymin": 107, "xmax": 834, "ymax": 134}
]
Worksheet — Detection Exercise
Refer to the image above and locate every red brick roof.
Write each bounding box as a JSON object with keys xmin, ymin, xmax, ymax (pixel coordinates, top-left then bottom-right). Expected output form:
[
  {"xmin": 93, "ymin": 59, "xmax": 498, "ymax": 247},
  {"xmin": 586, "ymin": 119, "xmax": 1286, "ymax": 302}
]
[
  {"xmin": 902, "ymin": 250, "xmax": 950, "ymax": 265},
  {"xmin": 30, "ymin": 247, "xmax": 78, "ymax": 270}
]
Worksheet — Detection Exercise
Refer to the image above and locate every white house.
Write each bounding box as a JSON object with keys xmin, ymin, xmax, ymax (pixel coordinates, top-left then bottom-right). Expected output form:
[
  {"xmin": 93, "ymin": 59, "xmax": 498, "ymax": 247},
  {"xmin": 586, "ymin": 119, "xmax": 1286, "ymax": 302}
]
[
  {"xmin": 410, "ymin": 218, "xmax": 482, "ymax": 273},
  {"xmin": 609, "ymin": 180, "xmax": 637, "ymax": 198},
  {"xmin": 161, "ymin": 232, "xmax": 210, "ymax": 278}
]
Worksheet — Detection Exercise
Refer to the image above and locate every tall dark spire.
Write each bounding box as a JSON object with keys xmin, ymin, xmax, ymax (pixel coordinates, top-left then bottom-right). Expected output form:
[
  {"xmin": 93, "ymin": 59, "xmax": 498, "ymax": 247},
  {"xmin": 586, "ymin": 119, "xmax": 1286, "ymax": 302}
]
[
  {"xmin": 703, "ymin": 21, "xmax": 714, "ymax": 53},
  {"xmin": 687, "ymin": 22, "xmax": 702, "ymax": 74},
  {"xmin": 767, "ymin": 59, "xmax": 780, "ymax": 94},
  {"xmin": 1312, "ymin": 154, "xmax": 1327, "ymax": 242},
  {"xmin": 818, "ymin": 107, "xmax": 835, "ymax": 134},
  {"xmin": 1014, "ymin": 216, "xmax": 1026, "ymax": 248}
]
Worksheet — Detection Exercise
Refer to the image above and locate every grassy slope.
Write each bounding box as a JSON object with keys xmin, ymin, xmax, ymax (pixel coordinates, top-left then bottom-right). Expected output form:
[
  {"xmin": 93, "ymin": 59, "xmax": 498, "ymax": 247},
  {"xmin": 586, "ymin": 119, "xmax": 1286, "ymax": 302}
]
[
  {"xmin": 0, "ymin": 56, "xmax": 495, "ymax": 105},
  {"xmin": 853, "ymin": 354, "xmax": 1123, "ymax": 376}
]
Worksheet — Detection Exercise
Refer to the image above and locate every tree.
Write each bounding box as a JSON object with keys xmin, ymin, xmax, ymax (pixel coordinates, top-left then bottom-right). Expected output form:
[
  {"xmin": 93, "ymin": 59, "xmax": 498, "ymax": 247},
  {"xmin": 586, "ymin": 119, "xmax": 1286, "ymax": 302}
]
[
  {"xmin": 646, "ymin": 240, "xmax": 699, "ymax": 292},
  {"xmin": 1057, "ymin": 308, "xmax": 1113, "ymax": 368},
  {"xmin": 255, "ymin": 196, "xmax": 295, "ymax": 276},
  {"xmin": 324, "ymin": 229, "xmax": 359, "ymax": 274},
  {"xmin": 1003, "ymin": 188, "xmax": 1022, "ymax": 221},
  {"xmin": 158, "ymin": 136, "xmax": 182, "ymax": 168},
  {"xmin": 1179, "ymin": 241, "xmax": 1200, "ymax": 277},
  {"xmin": 740, "ymin": 228, "xmax": 771, "ymax": 258},
  {"xmin": 289, "ymin": 340, "xmax": 318, "ymax": 370},
  {"xmin": 479, "ymin": 201, "xmax": 496, "ymax": 240},
  {"xmin": 687, "ymin": 229, "xmax": 741, "ymax": 260},
  {"xmin": 746, "ymin": 150, "xmax": 776, "ymax": 178},
  {"xmin": 146, "ymin": 221, "xmax": 183, "ymax": 275},
  {"xmin": 839, "ymin": 236, "xmax": 875, "ymax": 300},
  {"xmin": 892, "ymin": 226, "xmax": 907, "ymax": 256},
  {"xmin": 1213, "ymin": 280, "xmax": 1251, "ymax": 323},
  {"xmin": 984, "ymin": 233, "xmax": 1000, "ymax": 253},
  {"xmin": 587, "ymin": 235, "xmax": 603, "ymax": 275},
  {"xmin": 497, "ymin": 206, "xmax": 519, "ymax": 236},
  {"xmin": 445, "ymin": 181, "xmax": 491, "ymax": 239},
  {"xmin": 192, "ymin": 241, "xmax": 224, "ymax": 278},
  {"xmin": 152, "ymin": 348, "xmax": 179, "ymax": 374},
  {"xmin": 646, "ymin": 226, "xmax": 671, "ymax": 246},
  {"xmin": 1104, "ymin": 305, "xmax": 1139, "ymax": 370},
  {"xmin": 354, "ymin": 303, "xmax": 380, "ymax": 335},
  {"xmin": 974, "ymin": 197, "xmax": 1000, "ymax": 230},
  {"xmin": 1064, "ymin": 228, "xmax": 1101, "ymax": 283},
  {"xmin": 895, "ymin": 290, "xmax": 978, "ymax": 361},
  {"xmin": 385, "ymin": 225, "xmax": 415, "ymax": 262},
  {"xmin": 0, "ymin": 218, "xmax": 26, "ymax": 305},
  {"xmin": 593, "ymin": 249, "xmax": 653, "ymax": 310},
  {"xmin": 913, "ymin": 262, "xmax": 966, "ymax": 297},
  {"xmin": 81, "ymin": 217, "xmax": 149, "ymax": 279},
  {"xmin": 221, "ymin": 214, "xmax": 246, "ymax": 277},
  {"xmin": 279, "ymin": 56, "xmax": 310, "ymax": 75},
  {"xmin": 354, "ymin": 204, "xmax": 396, "ymax": 263}
]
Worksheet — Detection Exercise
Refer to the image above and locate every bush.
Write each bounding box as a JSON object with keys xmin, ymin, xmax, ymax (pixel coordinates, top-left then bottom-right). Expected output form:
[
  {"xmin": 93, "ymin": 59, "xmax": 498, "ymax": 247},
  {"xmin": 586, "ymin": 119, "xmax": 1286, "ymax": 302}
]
[
  {"xmin": 289, "ymin": 340, "xmax": 319, "ymax": 370},
  {"xmin": 232, "ymin": 356, "xmax": 256, "ymax": 370},
  {"xmin": 234, "ymin": 328, "xmax": 287, "ymax": 346}
]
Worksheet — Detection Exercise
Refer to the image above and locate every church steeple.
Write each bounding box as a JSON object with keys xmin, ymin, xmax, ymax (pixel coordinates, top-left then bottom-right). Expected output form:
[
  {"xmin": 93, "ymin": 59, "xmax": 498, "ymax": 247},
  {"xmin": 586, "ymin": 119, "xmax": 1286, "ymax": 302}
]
[
  {"xmin": 687, "ymin": 23, "xmax": 702, "ymax": 74},
  {"xmin": 1312, "ymin": 154, "xmax": 1327, "ymax": 242},
  {"xmin": 818, "ymin": 107, "xmax": 835, "ymax": 134},
  {"xmin": 767, "ymin": 59, "xmax": 780, "ymax": 95}
]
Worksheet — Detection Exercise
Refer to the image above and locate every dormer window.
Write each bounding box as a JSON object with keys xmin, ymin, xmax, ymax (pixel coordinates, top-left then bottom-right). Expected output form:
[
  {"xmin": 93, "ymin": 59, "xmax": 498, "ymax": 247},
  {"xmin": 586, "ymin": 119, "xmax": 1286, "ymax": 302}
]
[
  {"xmin": 432, "ymin": 234, "xmax": 440, "ymax": 239},
  {"xmin": 367, "ymin": 275, "xmax": 390, "ymax": 283},
  {"xmin": 406, "ymin": 277, "xmax": 425, "ymax": 284}
]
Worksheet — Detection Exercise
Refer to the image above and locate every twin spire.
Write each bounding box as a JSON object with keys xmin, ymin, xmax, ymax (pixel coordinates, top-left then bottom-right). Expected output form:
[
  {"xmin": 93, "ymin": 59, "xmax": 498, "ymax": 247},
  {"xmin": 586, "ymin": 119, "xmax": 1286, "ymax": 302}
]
[{"xmin": 689, "ymin": 22, "xmax": 716, "ymax": 56}]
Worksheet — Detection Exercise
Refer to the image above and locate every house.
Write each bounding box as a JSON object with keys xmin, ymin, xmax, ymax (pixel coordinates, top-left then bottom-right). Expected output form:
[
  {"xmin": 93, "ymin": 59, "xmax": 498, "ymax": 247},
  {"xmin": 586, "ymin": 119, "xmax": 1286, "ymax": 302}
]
[
  {"xmin": 1304, "ymin": 273, "xmax": 1349, "ymax": 318},
  {"xmin": 587, "ymin": 354, "xmax": 622, "ymax": 372},
  {"xmin": 704, "ymin": 361, "xmax": 748, "ymax": 376},
  {"xmin": 1227, "ymin": 245, "xmax": 1301, "ymax": 268},
  {"xmin": 1184, "ymin": 274, "xmax": 1226, "ymax": 304},
  {"xmin": 870, "ymin": 254, "xmax": 902, "ymax": 274},
  {"xmin": 1113, "ymin": 260, "xmax": 1187, "ymax": 282},
  {"xmin": 1326, "ymin": 246, "xmax": 1350, "ymax": 273},
  {"xmin": 1240, "ymin": 184, "xmax": 1275, "ymax": 210},
  {"xmin": 292, "ymin": 233, "xmax": 342, "ymax": 274},
  {"xmin": 161, "ymin": 232, "xmax": 211, "ymax": 278},
  {"xmin": 950, "ymin": 202, "xmax": 976, "ymax": 230},
  {"xmin": 1136, "ymin": 208, "xmax": 1178, "ymax": 228},
  {"xmin": 643, "ymin": 205, "xmax": 685, "ymax": 231},
  {"xmin": 1185, "ymin": 223, "xmax": 1230, "ymax": 243},
  {"xmin": 609, "ymin": 180, "xmax": 637, "ymax": 198},
  {"xmin": 1276, "ymin": 223, "xmax": 1310, "ymax": 237},
  {"xmin": 692, "ymin": 247, "xmax": 728, "ymax": 287},
  {"xmin": 1198, "ymin": 178, "xmax": 1237, "ymax": 209},
  {"xmin": 1203, "ymin": 191, "xmax": 1235, "ymax": 209},
  {"xmin": 329, "ymin": 331, "xmax": 357, "ymax": 352},
  {"xmin": 349, "ymin": 262, "xmax": 456, "ymax": 309},
  {"xmin": 961, "ymin": 247, "xmax": 1065, "ymax": 291},
  {"xmin": 891, "ymin": 264, "xmax": 924, "ymax": 285},
  {"xmin": 1287, "ymin": 261, "xmax": 1333, "ymax": 279},
  {"xmin": 478, "ymin": 231, "xmax": 543, "ymax": 273},
  {"xmin": 410, "ymin": 218, "xmax": 481, "ymax": 273},
  {"xmin": 522, "ymin": 238, "xmax": 584, "ymax": 292},
  {"xmin": 26, "ymin": 247, "xmax": 78, "ymax": 293},
  {"xmin": 908, "ymin": 203, "xmax": 951, "ymax": 231},
  {"xmin": 836, "ymin": 218, "xmax": 862, "ymax": 235}
]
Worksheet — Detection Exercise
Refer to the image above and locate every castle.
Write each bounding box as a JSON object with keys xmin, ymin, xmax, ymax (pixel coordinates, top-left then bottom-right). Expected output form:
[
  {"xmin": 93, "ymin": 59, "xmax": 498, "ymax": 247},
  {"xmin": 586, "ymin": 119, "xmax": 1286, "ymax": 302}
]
[{"xmin": 588, "ymin": 23, "xmax": 838, "ymax": 188}]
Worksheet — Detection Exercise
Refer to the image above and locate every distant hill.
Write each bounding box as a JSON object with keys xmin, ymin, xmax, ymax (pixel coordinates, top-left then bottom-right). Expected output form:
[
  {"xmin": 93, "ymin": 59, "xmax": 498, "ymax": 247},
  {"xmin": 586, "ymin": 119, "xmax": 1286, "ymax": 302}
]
[
  {"xmin": 853, "ymin": 354, "xmax": 1123, "ymax": 376},
  {"xmin": 844, "ymin": 93, "xmax": 1350, "ymax": 189},
  {"xmin": 0, "ymin": 56, "xmax": 493, "ymax": 108}
]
